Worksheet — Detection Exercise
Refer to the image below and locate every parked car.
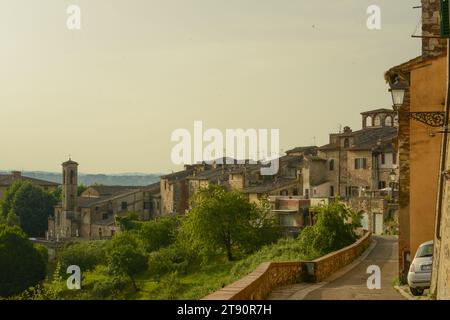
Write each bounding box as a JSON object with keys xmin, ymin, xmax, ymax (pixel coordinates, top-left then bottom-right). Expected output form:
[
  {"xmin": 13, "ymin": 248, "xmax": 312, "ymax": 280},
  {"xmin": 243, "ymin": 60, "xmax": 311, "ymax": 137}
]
[{"xmin": 407, "ymin": 240, "xmax": 433, "ymax": 296}]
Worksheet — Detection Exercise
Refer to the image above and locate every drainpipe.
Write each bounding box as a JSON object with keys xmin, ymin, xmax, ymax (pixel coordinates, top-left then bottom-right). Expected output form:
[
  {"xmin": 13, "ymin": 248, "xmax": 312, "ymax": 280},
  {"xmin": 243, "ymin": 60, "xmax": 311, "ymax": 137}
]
[{"xmin": 434, "ymin": 39, "xmax": 450, "ymax": 291}]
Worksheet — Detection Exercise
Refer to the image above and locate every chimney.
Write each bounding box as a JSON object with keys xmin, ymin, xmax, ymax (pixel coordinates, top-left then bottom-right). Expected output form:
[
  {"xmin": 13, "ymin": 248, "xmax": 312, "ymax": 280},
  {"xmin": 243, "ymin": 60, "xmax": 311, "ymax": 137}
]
[
  {"xmin": 343, "ymin": 126, "xmax": 352, "ymax": 134},
  {"xmin": 422, "ymin": 0, "xmax": 447, "ymax": 57},
  {"xmin": 11, "ymin": 171, "xmax": 22, "ymax": 180}
]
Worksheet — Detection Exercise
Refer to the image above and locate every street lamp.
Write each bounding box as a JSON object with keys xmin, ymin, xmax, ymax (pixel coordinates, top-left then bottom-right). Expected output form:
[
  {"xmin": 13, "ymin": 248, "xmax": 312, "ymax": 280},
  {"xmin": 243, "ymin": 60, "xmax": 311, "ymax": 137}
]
[
  {"xmin": 389, "ymin": 169, "xmax": 397, "ymax": 183},
  {"xmin": 388, "ymin": 79, "xmax": 446, "ymax": 128},
  {"xmin": 389, "ymin": 169, "xmax": 397, "ymax": 202},
  {"xmin": 389, "ymin": 80, "xmax": 407, "ymax": 111}
]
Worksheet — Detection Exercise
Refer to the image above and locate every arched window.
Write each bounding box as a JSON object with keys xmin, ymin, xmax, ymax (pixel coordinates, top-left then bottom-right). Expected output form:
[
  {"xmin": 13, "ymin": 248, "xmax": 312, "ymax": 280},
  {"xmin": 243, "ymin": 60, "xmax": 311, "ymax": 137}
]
[
  {"xmin": 374, "ymin": 116, "xmax": 381, "ymax": 126},
  {"xmin": 394, "ymin": 115, "xmax": 399, "ymax": 127},
  {"xmin": 365, "ymin": 116, "xmax": 372, "ymax": 127},
  {"xmin": 344, "ymin": 138, "xmax": 350, "ymax": 148},
  {"xmin": 385, "ymin": 116, "xmax": 393, "ymax": 127},
  {"xmin": 329, "ymin": 159, "xmax": 335, "ymax": 171}
]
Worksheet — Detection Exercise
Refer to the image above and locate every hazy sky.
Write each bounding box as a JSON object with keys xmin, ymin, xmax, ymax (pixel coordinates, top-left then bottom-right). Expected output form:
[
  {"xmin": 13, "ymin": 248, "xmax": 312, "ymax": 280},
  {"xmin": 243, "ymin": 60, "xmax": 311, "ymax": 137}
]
[{"xmin": 0, "ymin": 0, "xmax": 420, "ymax": 174}]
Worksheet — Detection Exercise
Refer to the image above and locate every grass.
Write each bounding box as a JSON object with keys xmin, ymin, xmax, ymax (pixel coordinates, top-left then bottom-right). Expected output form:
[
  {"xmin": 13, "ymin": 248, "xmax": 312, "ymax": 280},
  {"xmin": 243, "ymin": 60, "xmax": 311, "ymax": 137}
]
[{"xmin": 132, "ymin": 237, "xmax": 313, "ymax": 300}]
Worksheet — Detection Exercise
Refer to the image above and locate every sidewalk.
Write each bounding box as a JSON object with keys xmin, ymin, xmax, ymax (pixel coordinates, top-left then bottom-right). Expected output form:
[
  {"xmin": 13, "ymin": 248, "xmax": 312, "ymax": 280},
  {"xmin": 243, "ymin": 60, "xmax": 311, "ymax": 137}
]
[{"xmin": 394, "ymin": 285, "xmax": 432, "ymax": 300}]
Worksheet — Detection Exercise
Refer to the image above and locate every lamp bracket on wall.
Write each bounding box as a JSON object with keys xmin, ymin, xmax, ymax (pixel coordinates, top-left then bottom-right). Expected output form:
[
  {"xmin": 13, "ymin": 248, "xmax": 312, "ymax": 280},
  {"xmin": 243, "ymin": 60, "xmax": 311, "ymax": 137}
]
[{"xmin": 408, "ymin": 112, "xmax": 446, "ymax": 127}]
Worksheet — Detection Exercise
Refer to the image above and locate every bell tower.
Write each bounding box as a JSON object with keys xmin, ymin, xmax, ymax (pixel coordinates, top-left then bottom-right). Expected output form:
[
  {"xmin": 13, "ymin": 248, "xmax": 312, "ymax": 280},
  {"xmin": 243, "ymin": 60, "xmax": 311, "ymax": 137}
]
[{"xmin": 62, "ymin": 158, "xmax": 78, "ymax": 213}]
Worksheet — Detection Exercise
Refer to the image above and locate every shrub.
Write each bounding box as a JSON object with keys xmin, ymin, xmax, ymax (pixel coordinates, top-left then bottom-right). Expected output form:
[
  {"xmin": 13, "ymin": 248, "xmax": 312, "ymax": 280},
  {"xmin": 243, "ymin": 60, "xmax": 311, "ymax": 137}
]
[
  {"xmin": 34, "ymin": 244, "xmax": 49, "ymax": 269},
  {"xmin": 148, "ymin": 244, "xmax": 191, "ymax": 277},
  {"xmin": 57, "ymin": 240, "xmax": 108, "ymax": 276},
  {"xmin": 91, "ymin": 276, "xmax": 129, "ymax": 299}
]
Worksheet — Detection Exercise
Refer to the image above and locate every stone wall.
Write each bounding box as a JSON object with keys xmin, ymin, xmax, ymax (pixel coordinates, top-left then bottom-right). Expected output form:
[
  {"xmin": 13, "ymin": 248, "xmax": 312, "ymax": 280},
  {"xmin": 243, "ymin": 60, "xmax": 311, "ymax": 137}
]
[
  {"xmin": 397, "ymin": 88, "xmax": 411, "ymax": 280},
  {"xmin": 203, "ymin": 262, "xmax": 303, "ymax": 300},
  {"xmin": 422, "ymin": 0, "xmax": 447, "ymax": 57},
  {"xmin": 203, "ymin": 232, "xmax": 372, "ymax": 300},
  {"xmin": 311, "ymin": 232, "xmax": 372, "ymax": 282}
]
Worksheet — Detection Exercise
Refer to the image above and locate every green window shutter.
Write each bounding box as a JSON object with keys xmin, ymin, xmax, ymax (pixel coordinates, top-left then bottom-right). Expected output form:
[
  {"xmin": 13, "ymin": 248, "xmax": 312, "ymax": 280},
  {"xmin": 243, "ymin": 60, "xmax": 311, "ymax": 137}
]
[{"xmin": 441, "ymin": 0, "xmax": 450, "ymax": 37}]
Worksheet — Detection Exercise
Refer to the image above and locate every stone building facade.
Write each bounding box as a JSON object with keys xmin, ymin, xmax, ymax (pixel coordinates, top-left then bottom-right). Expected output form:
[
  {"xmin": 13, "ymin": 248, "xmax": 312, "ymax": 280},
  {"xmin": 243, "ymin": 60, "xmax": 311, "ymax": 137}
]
[
  {"xmin": 318, "ymin": 109, "xmax": 398, "ymax": 198},
  {"xmin": 385, "ymin": 0, "xmax": 448, "ymax": 281},
  {"xmin": 48, "ymin": 159, "xmax": 160, "ymax": 240}
]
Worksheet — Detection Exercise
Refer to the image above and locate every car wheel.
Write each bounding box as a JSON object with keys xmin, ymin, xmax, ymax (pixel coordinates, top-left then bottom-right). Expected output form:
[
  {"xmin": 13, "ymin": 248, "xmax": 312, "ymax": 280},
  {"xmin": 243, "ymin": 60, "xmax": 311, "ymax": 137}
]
[{"xmin": 410, "ymin": 287, "xmax": 424, "ymax": 296}]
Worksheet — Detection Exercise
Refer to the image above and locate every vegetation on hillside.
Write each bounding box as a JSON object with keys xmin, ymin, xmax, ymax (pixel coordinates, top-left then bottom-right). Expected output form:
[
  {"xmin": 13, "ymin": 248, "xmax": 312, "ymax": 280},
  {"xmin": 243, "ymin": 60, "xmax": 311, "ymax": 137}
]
[{"xmin": 0, "ymin": 184, "xmax": 362, "ymax": 300}]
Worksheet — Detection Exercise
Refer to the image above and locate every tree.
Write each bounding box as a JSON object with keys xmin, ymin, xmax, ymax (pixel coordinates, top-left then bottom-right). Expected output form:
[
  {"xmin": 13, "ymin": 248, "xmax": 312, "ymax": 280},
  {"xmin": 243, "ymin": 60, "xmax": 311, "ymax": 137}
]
[
  {"xmin": 0, "ymin": 225, "xmax": 47, "ymax": 297},
  {"xmin": 107, "ymin": 232, "xmax": 147, "ymax": 291},
  {"xmin": 0, "ymin": 211, "xmax": 20, "ymax": 227},
  {"xmin": 138, "ymin": 217, "xmax": 179, "ymax": 253},
  {"xmin": 181, "ymin": 184, "xmax": 280, "ymax": 262},
  {"xmin": 116, "ymin": 215, "xmax": 179, "ymax": 253},
  {"xmin": 115, "ymin": 212, "xmax": 143, "ymax": 231},
  {"xmin": 0, "ymin": 181, "xmax": 57, "ymax": 237},
  {"xmin": 298, "ymin": 200, "xmax": 362, "ymax": 258}
]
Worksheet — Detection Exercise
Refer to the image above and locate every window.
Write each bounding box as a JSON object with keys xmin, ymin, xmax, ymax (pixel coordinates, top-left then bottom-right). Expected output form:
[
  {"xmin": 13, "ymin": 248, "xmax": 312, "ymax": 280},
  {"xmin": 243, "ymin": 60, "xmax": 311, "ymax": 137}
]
[
  {"xmin": 70, "ymin": 170, "xmax": 74, "ymax": 184},
  {"xmin": 365, "ymin": 116, "xmax": 372, "ymax": 127},
  {"xmin": 121, "ymin": 202, "xmax": 128, "ymax": 210},
  {"xmin": 329, "ymin": 159, "xmax": 335, "ymax": 171},
  {"xmin": 95, "ymin": 206, "xmax": 99, "ymax": 212},
  {"xmin": 378, "ymin": 181, "xmax": 386, "ymax": 189},
  {"xmin": 293, "ymin": 188, "xmax": 299, "ymax": 196},
  {"xmin": 385, "ymin": 116, "xmax": 393, "ymax": 127},
  {"xmin": 144, "ymin": 202, "xmax": 152, "ymax": 210},
  {"xmin": 393, "ymin": 153, "xmax": 398, "ymax": 165},
  {"xmin": 280, "ymin": 214, "xmax": 295, "ymax": 227},
  {"xmin": 374, "ymin": 116, "xmax": 381, "ymax": 126},
  {"xmin": 381, "ymin": 154, "xmax": 386, "ymax": 165},
  {"xmin": 102, "ymin": 213, "xmax": 108, "ymax": 220},
  {"xmin": 305, "ymin": 189, "xmax": 309, "ymax": 199},
  {"xmin": 354, "ymin": 158, "xmax": 368, "ymax": 169},
  {"xmin": 330, "ymin": 186, "xmax": 335, "ymax": 197},
  {"xmin": 344, "ymin": 138, "xmax": 350, "ymax": 148}
]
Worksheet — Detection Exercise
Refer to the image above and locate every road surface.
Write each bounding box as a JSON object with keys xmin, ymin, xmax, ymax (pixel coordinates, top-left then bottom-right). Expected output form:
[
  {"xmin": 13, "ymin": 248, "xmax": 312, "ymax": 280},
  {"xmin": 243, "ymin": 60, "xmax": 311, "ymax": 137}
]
[{"xmin": 269, "ymin": 235, "xmax": 403, "ymax": 300}]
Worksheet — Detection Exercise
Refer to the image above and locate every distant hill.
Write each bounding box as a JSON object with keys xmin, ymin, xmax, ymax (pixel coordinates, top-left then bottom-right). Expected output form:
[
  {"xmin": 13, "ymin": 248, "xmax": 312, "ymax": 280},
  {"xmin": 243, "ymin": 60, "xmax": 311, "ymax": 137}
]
[{"xmin": 0, "ymin": 171, "xmax": 163, "ymax": 187}]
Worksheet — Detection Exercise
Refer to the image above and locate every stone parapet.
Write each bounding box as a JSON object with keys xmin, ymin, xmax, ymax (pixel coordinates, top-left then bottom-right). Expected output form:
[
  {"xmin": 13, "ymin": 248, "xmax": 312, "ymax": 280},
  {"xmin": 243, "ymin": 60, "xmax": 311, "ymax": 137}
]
[{"xmin": 203, "ymin": 232, "xmax": 372, "ymax": 300}]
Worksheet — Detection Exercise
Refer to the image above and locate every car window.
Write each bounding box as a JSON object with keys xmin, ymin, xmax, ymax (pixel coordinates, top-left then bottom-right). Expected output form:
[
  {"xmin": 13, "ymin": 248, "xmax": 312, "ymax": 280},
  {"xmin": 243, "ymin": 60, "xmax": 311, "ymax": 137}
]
[{"xmin": 416, "ymin": 244, "xmax": 433, "ymax": 258}]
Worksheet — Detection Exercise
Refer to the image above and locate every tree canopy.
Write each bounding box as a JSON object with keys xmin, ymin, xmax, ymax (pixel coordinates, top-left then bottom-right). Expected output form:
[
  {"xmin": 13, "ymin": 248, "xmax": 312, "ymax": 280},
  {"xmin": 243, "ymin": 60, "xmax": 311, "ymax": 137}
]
[
  {"xmin": 0, "ymin": 181, "xmax": 57, "ymax": 237},
  {"xmin": 0, "ymin": 225, "xmax": 47, "ymax": 297},
  {"xmin": 180, "ymin": 184, "xmax": 280, "ymax": 261},
  {"xmin": 298, "ymin": 200, "xmax": 362, "ymax": 257}
]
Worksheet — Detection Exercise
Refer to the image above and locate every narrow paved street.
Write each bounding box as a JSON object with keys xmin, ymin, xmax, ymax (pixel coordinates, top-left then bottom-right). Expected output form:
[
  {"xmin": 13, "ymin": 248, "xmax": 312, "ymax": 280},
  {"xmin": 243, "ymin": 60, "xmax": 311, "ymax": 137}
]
[{"xmin": 269, "ymin": 236, "xmax": 403, "ymax": 300}]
